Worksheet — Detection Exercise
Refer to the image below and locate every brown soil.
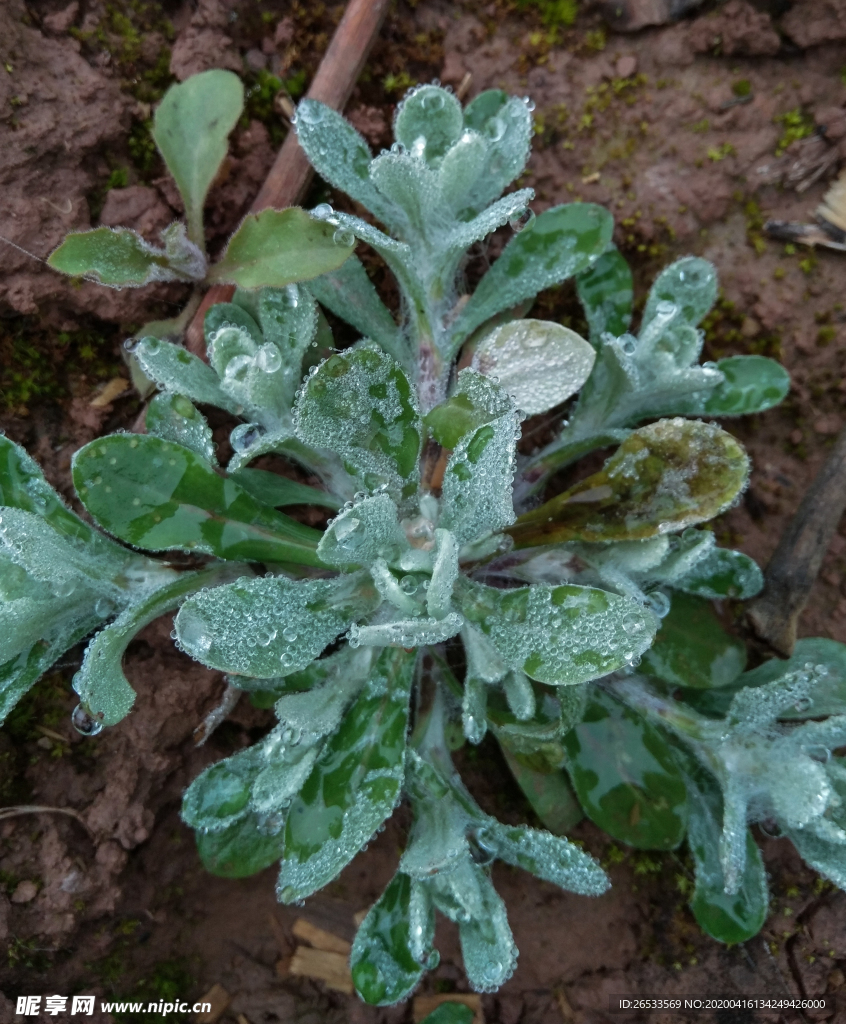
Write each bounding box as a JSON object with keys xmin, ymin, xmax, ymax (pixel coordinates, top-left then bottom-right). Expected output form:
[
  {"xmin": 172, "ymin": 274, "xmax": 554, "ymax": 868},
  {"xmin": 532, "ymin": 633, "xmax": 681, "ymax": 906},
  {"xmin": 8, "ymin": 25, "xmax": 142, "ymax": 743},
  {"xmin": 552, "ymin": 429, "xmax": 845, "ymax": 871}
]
[{"xmin": 3, "ymin": 0, "xmax": 846, "ymax": 1021}]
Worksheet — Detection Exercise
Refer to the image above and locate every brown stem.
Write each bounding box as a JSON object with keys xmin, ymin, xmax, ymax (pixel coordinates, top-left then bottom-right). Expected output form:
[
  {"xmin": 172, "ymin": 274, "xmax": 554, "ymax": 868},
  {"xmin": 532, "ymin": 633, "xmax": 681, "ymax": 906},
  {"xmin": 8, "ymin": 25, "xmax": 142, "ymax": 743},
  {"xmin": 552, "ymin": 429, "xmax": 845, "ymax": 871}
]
[
  {"xmin": 746, "ymin": 425, "xmax": 846, "ymax": 656},
  {"xmin": 184, "ymin": 0, "xmax": 392, "ymax": 356}
]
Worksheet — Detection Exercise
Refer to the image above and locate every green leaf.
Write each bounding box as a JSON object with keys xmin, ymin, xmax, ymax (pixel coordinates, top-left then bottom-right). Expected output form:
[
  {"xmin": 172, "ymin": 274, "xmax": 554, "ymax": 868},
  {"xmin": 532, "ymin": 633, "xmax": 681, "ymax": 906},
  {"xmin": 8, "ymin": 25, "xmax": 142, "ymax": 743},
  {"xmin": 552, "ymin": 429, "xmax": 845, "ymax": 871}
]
[
  {"xmin": 175, "ymin": 573, "xmax": 378, "ymax": 678},
  {"xmin": 350, "ymin": 872, "xmax": 431, "ymax": 1005},
  {"xmin": 316, "ymin": 494, "xmax": 405, "ymax": 569},
  {"xmin": 674, "ymin": 546, "xmax": 763, "ymax": 600},
  {"xmin": 133, "ymin": 337, "xmax": 241, "ymax": 415},
  {"xmin": 641, "ymin": 593, "xmax": 746, "ymax": 691},
  {"xmin": 449, "ymin": 204, "xmax": 614, "ymax": 353},
  {"xmin": 208, "ymin": 207, "xmax": 355, "ymax": 289},
  {"xmin": 702, "ymin": 356, "xmax": 790, "ymax": 417},
  {"xmin": 204, "ymin": 301, "xmax": 264, "ymax": 349},
  {"xmin": 684, "ymin": 762, "xmax": 768, "ymax": 943},
  {"xmin": 786, "ymin": 827, "xmax": 846, "ymax": 891},
  {"xmin": 500, "ymin": 744, "xmax": 583, "ymax": 834},
  {"xmin": 509, "ymin": 419, "xmax": 749, "ymax": 548},
  {"xmin": 575, "ymin": 247, "xmax": 633, "ymax": 342},
  {"xmin": 183, "ymin": 743, "xmax": 265, "ymax": 833},
  {"xmin": 152, "ymin": 69, "xmax": 244, "ymax": 247},
  {"xmin": 294, "ymin": 345, "xmax": 422, "ymax": 504},
  {"xmin": 257, "ymin": 285, "xmax": 320, "ymax": 407},
  {"xmin": 456, "ymin": 866, "xmax": 516, "ymax": 992},
  {"xmin": 461, "ymin": 90, "xmax": 533, "ymax": 213},
  {"xmin": 737, "ymin": 638, "xmax": 846, "ymax": 721},
  {"xmin": 74, "ymin": 566, "xmax": 226, "ymax": 727},
  {"xmin": 643, "ymin": 257, "xmax": 717, "ymax": 328},
  {"xmin": 0, "ymin": 615, "xmax": 101, "ymax": 725},
  {"xmin": 229, "ymin": 467, "xmax": 340, "ymax": 510},
  {"xmin": 294, "ymin": 101, "xmax": 400, "ymax": 232},
  {"xmin": 420, "ymin": 1005, "xmax": 474, "ymax": 1024},
  {"xmin": 277, "ymin": 647, "xmax": 416, "ymax": 902},
  {"xmin": 470, "ymin": 320, "xmax": 595, "ymax": 416},
  {"xmin": 455, "ymin": 577, "xmax": 656, "ymax": 686},
  {"xmin": 564, "ymin": 688, "xmax": 688, "ymax": 849},
  {"xmin": 72, "ymin": 434, "xmax": 324, "ymax": 565},
  {"xmin": 196, "ymin": 810, "xmax": 287, "ymax": 878},
  {"xmin": 146, "ymin": 393, "xmax": 216, "ymax": 462},
  {"xmin": 487, "ymin": 820, "xmax": 608, "ymax": 894},
  {"xmin": 305, "ymin": 256, "xmax": 406, "ymax": 365},
  {"xmin": 48, "ymin": 227, "xmax": 201, "ymax": 286},
  {"xmin": 394, "ymin": 85, "xmax": 463, "ymax": 164}
]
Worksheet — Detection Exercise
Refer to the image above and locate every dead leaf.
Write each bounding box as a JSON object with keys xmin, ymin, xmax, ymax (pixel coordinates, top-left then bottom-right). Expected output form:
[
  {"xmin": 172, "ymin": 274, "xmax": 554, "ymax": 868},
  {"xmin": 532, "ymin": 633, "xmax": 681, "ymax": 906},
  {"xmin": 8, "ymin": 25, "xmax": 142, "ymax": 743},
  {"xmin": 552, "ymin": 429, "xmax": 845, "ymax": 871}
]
[
  {"xmin": 194, "ymin": 984, "xmax": 230, "ymax": 1024},
  {"xmin": 292, "ymin": 917, "xmax": 351, "ymax": 955},
  {"xmin": 90, "ymin": 377, "xmax": 129, "ymax": 408}
]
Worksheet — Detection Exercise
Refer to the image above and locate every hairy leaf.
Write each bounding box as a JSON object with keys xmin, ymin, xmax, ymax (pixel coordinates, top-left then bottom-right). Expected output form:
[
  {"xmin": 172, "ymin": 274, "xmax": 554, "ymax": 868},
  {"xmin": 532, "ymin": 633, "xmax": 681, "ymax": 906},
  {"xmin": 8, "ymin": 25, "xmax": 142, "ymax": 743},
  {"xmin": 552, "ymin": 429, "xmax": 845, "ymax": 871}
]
[
  {"xmin": 133, "ymin": 337, "xmax": 241, "ymax": 414},
  {"xmin": 702, "ymin": 355, "xmax": 790, "ymax": 417},
  {"xmin": 146, "ymin": 393, "xmax": 216, "ymax": 462},
  {"xmin": 48, "ymin": 227, "xmax": 201, "ymax": 287},
  {"xmin": 575, "ymin": 247, "xmax": 633, "ymax": 342}
]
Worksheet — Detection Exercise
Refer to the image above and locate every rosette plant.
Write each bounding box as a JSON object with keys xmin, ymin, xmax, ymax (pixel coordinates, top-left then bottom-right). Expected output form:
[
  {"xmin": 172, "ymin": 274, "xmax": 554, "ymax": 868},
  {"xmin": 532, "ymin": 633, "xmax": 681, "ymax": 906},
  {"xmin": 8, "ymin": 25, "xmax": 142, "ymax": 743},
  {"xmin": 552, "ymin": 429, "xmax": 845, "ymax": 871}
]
[{"xmin": 6, "ymin": 70, "xmax": 846, "ymax": 1004}]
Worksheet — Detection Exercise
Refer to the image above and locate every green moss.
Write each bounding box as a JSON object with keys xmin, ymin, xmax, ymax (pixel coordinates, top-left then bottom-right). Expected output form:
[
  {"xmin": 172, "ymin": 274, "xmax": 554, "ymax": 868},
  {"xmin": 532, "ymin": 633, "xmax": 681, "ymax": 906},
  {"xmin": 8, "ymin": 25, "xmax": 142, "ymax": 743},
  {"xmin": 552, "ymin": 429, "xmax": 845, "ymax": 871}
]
[
  {"xmin": 516, "ymin": 0, "xmax": 579, "ymax": 28},
  {"xmin": 774, "ymin": 107, "xmax": 815, "ymax": 155},
  {"xmin": 707, "ymin": 142, "xmax": 735, "ymax": 162},
  {"xmin": 128, "ymin": 118, "xmax": 159, "ymax": 178},
  {"xmin": 383, "ymin": 71, "xmax": 416, "ymax": 95},
  {"xmin": 731, "ymin": 79, "xmax": 751, "ymax": 97}
]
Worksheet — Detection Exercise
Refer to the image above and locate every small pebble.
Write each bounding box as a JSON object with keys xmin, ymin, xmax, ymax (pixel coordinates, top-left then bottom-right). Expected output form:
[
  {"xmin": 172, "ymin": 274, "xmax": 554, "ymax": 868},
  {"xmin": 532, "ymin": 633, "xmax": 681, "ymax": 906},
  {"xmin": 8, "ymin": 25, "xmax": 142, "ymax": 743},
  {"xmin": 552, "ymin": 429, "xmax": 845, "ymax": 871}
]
[{"xmin": 11, "ymin": 880, "xmax": 38, "ymax": 904}]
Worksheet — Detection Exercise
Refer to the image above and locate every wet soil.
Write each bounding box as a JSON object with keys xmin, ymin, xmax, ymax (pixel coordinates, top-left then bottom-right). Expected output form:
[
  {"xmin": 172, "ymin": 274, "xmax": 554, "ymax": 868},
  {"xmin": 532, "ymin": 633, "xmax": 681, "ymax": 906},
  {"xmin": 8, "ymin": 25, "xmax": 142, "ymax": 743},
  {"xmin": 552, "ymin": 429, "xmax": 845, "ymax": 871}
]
[{"xmin": 3, "ymin": 0, "xmax": 846, "ymax": 1020}]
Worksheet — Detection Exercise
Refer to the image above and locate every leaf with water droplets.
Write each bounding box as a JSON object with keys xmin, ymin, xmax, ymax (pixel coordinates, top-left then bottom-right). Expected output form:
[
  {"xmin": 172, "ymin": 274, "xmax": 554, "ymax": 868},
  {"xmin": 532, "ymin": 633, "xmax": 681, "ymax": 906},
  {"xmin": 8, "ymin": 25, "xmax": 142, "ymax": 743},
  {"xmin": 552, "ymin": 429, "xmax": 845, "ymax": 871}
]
[
  {"xmin": 643, "ymin": 257, "xmax": 717, "ymax": 328},
  {"xmin": 489, "ymin": 820, "xmax": 608, "ymax": 894},
  {"xmin": 146, "ymin": 393, "xmax": 216, "ymax": 462},
  {"xmin": 277, "ymin": 646, "xmax": 415, "ymax": 902},
  {"xmin": 419, "ymin": 1007, "xmax": 474, "ymax": 1024},
  {"xmin": 196, "ymin": 809, "xmax": 288, "ymax": 878},
  {"xmin": 641, "ymin": 593, "xmax": 747, "ymax": 691},
  {"xmin": 702, "ymin": 356, "xmax": 790, "ymax": 417},
  {"xmin": 305, "ymin": 256, "xmax": 406, "ymax": 366},
  {"xmin": 295, "ymin": 100, "xmax": 401, "ymax": 232},
  {"xmin": 563, "ymin": 688, "xmax": 688, "ymax": 850},
  {"xmin": 682, "ymin": 759, "xmax": 768, "ymax": 944},
  {"xmin": 183, "ymin": 742, "xmax": 267, "ymax": 833},
  {"xmin": 75, "ymin": 566, "xmax": 223, "ymax": 727},
  {"xmin": 673, "ymin": 545, "xmax": 763, "ymax": 600},
  {"xmin": 785, "ymin": 826, "xmax": 846, "ymax": 891},
  {"xmin": 294, "ymin": 345, "xmax": 422, "ymax": 505},
  {"xmin": 394, "ymin": 85, "xmax": 464, "ymax": 164},
  {"xmin": 351, "ymin": 872, "xmax": 434, "ymax": 1005},
  {"xmin": 456, "ymin": 866, "xmax": 517, "ymax": 993},
  {"xmin": 471, "ymin": 319, "xmax": 595, "ymax": 416},
  {"xmin": 508, "ymin": 419, "xmax": 749, "ymax": 548},
  {"xmin": 229, "ymin": 467, "xmax": 340, "ymax": 511},
  {"xmin": 73, "ymin": 434, "xmax": 324, "ymax": 565},
  {"xmin": 176, "ymin": 572, "xmax": 378, "ymax": 678},
  {"xmin": 575, "ymin": 247, "xmax": 633, "ymax": 342},
  {"xmin": 152, "ymin": 69, "xmax": 243, "ymax": 246},
  {"xmin": 461, "ymin": 90, "xmax": 533, "ymax": 213},
  {"xmin": 204, "ymin": 301, "xmax": 264, "ymax": 349},
  {"xmin": 207, "ymin": 208, "xmax": 355, "ymax": 289},
  {"xmin": 455, "ymin": 578, "xmax": 656, "ymax": 686},
  {"xmin": 47, "ymin": 227, "xmax": 200, "ymax": 286},
  {"xmin": 317, "ymin": 494, "xmax": 405, "ymax": 568},
  {"xmin": 448, "ymin": 204, "xmax": 614, "ymax": 352},
  {"xmin": 133, "ymin": 337, "xmax": 241, "ymax": 415}
]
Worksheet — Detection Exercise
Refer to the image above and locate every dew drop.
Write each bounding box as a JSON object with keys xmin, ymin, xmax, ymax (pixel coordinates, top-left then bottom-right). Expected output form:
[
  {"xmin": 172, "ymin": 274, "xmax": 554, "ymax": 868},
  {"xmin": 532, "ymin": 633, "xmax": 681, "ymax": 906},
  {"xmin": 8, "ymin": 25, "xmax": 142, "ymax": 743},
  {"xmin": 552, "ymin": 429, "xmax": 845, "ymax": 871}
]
[
  {"xmin": 333, "ymin": 227, "xmax": 355, "ymax": 247},
  {"xmin": 72, "ymin": 704, "xmax": 103, "ymax": 737},
  {"xmin": 257, "ymin": 343, "xmax": 282, "ymax": 373}
]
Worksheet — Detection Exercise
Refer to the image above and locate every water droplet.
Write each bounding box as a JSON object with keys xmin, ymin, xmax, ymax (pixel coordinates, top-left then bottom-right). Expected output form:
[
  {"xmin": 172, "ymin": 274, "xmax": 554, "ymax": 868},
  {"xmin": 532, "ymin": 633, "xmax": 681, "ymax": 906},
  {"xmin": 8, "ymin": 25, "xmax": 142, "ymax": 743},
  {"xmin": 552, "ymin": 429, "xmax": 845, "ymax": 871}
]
[
  {"xmin": 509, "ymin": 208, "xmax": 535, "ymax": 232},
  {"xmin": 282, "ymin": 626, "xmax": 298, "ymax": 642},
  {"xmin": 485, "ymin": 115, "xmax": 506, "ymax": 142},
  {"xmin": 311, "ymin": 203, "xmax": 334, "ymax": 220},
  {"xmin": 72, "ymin": 704, "xmax": 103, "ymax": 737},
  {"xmin": 297, "ymin": 101, "xmax": 324, "ymax": 125},
  {"xmin": 422, "ymin": 90, "xmax": 445, "ymax": 110},
  {"xmin": 256, "ymin": 343, "xmax": 282, "ymax": 373},
  {"xmin": 334, "ymin": 516, "xmax": 362, "ymax": 549},
  {"xmin": 94, "ymin": 598, "xmax": 113, "ymax": 618},
  {"xmin": 620, "ymin": 335, "xmax": 637, "ymax": 356},
  {"xmin": 333, "ymin": 227, "xmax": 355, "ymax": 247},
  {"xmin": 230, "ymin": 422, "xmax": 267, "ymax": 453},
  {"xmin": 53, "ymin": 578, "xmax": 76, "ymax": 599},
  {"xmin": 256, "ymin": 626, "xmax": 277, "ymax": 646},
  {"xmin": 399, "ymin": 575, "xmax": 418, "ymax": 595},
  {"xmin": 645, "ymin": 591, "xmax": 671, "ymax": 618}
]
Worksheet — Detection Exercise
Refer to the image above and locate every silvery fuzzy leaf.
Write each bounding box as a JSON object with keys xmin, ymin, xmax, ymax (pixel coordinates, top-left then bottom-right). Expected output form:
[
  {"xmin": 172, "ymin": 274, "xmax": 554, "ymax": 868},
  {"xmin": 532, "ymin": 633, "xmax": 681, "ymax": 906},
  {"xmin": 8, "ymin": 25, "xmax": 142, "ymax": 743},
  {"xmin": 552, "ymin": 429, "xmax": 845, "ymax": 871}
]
[
  {"xmin": 295, "ymin": 100, "xmax": 402, "ymax": 232},
  {"xmin": 204, "ymin": 301, "xmax": 263, "ymax": 350},
  {"xmin": 456, "ymin": 578, "xmax": 656, "ymax": 686},
  {"xmin": 176, "ymin": 572, "xmax": 379, "ymax": 678},
  {"xmin": 437, "ymin": 129, "xmax": 489, "ymax": 214},
  {"xmin": 206, "ymin": 323, "xmax": 289, "ymax": 425},
  {"xmin": 787, "ymin": 827, "xmax": 846, "ymax": 891},
  {"xmin": 350, "ymin": 872, "xmax": 436, "ymax": 1006},
  {"xmin": 294, "ymin": 345, "xmax": 422, "ymax": 505},
  {"xmin": 461, "ymin": 90, "xmax": 533, "ymax": 212},
  {"xmin": 482, "ymin": 820, "xmax": 608, "ymax": 895},
  {"xmin": 575, "ymin": 247, "xmax": 633, "ymax": 343},
  {"xmin": 441, "ymin": 189, "xmax": 535, "ymax": 274},
  {"xmin": 427, "ymin": 529, "xmax": 459, "ymax": 620},
  {"xmin": 439, "ymin": 386, "xmax": 519, "ymax": 546},
  {"xmin": 502, "ymin": 670, "xmax": 535, "ymax": 721},
  {"xmin": 257, "ymin": 285, "xmax": 319, "ymax": 409},
  {"xmin": 642, "ymin": 256, "xmax": 718, "ymax": 328},
  {"xmin": 277, "ymin": 646, "xmax": 416, "ymax": 901},
  {"xmin": 448, "ymin": 204, "xmax": 614, "ymax": 351},
  {"xmin": 471, "ymin": 319, "xmax": 595, "ymax": 416},
  {"xmin": 182, "ymin": 741, "xmax": 267, "ymax": 833},
  {"xmin": 456, "ymin": 867, "xmax": 518, "ymax": 993},
  {"xmin": 145, "ymin": 393, "xmax": 216, "ymax": 463},
  {"xmin": 394, "ymin": 85, "xmax": 464, "ymax": 164},
  {"xmin": 317, "ymin": 494, "xmax": 406, "ymax": 569},
  {"xmin": 369, "ymin": 151, "xmax": 443, "ymax": 244},
  {"xmin": 73, "ymin": 566, "xmax": 220, "ymax": 728},
  {"xmin": 305, "ymin": 256, "xmax": 406, "ymax": 366},
  {"xmin": 133, "ymin": 337, "xmax": 241, "ymax": 415},
  {"xmin": 349, "ymin": 612, "xmax": 463, "ymax": 649},
  {"xmin": 672, "ymin": 545, "xmax": 763, "ymax": 601},
  {"xmin": 462, "ymin": 673, "xmax": 488, "ymax": 745}
]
